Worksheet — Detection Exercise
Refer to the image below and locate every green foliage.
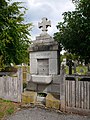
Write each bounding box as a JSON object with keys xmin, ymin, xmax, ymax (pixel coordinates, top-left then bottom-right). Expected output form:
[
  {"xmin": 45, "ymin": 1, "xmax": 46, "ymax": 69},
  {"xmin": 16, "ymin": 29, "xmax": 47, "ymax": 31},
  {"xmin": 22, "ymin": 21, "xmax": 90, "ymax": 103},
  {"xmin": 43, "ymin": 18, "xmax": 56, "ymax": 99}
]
[
  {"xmin": 2, "ymin": 99, "xmax": 11, "ymax": 103},
  {"xmin": 0, "ymin": 99, "xmax": 19, "ymax": 119},
  {"xmin": 0, "ymin": 0, "xmax": 32, "ymax": 70},
  {"xmin": 38, "ymin": 93, "xmax": 47, "ymax": 97},
  {"xmin": 65, "ymin": 65, "xmax": 87, "ymax": 75},
  {"xmin": 63, "ymin": 52, "xmax": 79, "ymax": 61},
  {"xmin": 7, "ymin": 107, "xmax": 14, "ymax": 115},
  {"xmin": 23, "ymin": 82, "xmax": 27, "ymax": 90},
  {"xmin": 54, "ymin": 0, "xmax": 90, "ymax": 64}
]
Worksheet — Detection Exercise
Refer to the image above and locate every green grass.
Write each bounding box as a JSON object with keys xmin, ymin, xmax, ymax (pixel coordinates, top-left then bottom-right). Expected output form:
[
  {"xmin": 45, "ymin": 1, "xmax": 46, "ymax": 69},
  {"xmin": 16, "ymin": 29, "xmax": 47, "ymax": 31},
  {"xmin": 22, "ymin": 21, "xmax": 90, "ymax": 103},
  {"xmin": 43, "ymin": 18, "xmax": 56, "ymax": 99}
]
[
  {"xmin": 0, "ymin": 99, "xmax": 20, "ymax": 119},
  {"xmin": 7, "ymin": 107, "xmax": 14, "ymax": 115},
  {"xmin": 65, "ymin": 65, "xmax": 88, "ymax": 75}
]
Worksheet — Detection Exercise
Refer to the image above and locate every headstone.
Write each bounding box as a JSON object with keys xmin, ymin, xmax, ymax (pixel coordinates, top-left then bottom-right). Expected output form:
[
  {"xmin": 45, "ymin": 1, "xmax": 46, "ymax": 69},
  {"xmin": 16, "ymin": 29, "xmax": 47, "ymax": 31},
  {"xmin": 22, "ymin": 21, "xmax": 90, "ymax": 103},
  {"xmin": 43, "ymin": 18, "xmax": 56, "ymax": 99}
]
[
  {"xmin": 86, "ymin": 63, "xmax": 90, "ymax": 75},
  {"xmin": 80, "ymin": 68, "xmax": 84, "ymax": 74},
  {"xmin": 88, "ymin": 63, "xmax": 90, "ymax": 71},
  {"xmin": 66, "ymin": 59, "xmax": 74, "ymax": 75},
  {"xmin": 73, "ymin": 61, "xmax": 77, "ymax": 73}
]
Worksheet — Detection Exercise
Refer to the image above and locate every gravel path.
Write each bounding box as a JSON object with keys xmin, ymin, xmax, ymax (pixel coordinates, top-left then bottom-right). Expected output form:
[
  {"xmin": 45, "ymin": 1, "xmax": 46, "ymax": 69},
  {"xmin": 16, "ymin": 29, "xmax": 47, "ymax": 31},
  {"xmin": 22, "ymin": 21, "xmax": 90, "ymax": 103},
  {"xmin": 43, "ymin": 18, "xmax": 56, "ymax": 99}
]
[{"xmin": 6, "ymin": 107, "xmax": 90, "ymax": 120}]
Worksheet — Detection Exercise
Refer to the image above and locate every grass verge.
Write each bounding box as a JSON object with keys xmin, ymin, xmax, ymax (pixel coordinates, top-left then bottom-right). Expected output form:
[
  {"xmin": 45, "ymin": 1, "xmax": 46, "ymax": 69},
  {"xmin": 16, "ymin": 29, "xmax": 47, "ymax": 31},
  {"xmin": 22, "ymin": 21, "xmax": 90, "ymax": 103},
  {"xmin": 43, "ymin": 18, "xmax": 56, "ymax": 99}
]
[{"xmin": 0, "ymin": 99, "xmax": 20, "ymax": 119}]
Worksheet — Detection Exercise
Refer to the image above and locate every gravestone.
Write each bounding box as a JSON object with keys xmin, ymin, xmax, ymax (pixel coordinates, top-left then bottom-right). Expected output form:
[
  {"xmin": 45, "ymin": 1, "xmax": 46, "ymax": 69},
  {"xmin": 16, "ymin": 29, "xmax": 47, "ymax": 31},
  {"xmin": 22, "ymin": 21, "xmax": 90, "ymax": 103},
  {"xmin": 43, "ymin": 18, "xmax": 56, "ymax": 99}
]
[
  {"xmin": 73, "ymin": 62, "xmax": 76, "ymax": 74},
  {"xmin": 66, "ymin": 59, "xmax": 74, "ymax": 75},
  {"xmin": 87, "ymin": 63, "xmax": 90, "ymax": 75}
]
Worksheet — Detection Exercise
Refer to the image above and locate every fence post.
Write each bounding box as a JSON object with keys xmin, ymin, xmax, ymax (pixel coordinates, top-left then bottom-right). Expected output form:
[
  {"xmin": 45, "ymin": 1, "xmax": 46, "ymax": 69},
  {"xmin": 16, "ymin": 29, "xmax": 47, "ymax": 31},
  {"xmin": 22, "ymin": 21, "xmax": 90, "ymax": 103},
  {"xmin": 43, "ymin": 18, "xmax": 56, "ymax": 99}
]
[
  {"xmin": 17, "ymin": 67, "xmax": 23, "ymax": 102},
  {"xmin": 60, "ymin": 69, "xmax": 66, "ymax": 111}
]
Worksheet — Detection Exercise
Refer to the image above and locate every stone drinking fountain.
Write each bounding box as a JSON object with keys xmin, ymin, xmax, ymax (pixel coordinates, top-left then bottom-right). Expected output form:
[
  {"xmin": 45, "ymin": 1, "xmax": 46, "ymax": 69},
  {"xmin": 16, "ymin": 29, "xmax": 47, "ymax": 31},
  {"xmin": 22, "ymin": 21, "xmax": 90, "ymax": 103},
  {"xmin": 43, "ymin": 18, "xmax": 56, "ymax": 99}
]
[{"xmin": 22, "ymin": 18, "xmax": 61, "ymax": 109}]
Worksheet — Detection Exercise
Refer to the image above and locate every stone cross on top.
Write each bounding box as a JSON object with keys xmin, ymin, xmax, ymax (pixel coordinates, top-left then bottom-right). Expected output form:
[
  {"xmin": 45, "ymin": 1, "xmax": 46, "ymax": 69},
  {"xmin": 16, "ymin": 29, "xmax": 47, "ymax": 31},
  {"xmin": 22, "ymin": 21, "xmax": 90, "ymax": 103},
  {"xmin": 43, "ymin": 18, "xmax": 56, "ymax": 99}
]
[{"xmin": 38, "ymin": 17, "xmax": 51, "ymax": 35}]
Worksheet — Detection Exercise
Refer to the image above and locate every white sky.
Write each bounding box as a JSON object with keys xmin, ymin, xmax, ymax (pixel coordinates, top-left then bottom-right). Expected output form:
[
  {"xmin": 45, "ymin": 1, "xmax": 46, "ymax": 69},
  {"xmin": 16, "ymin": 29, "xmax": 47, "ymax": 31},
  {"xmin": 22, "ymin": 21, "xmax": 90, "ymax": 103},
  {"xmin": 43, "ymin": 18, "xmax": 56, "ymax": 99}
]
[{"xmin": 13, "ymin": 0, "xmax": 75, "ymax": 40}]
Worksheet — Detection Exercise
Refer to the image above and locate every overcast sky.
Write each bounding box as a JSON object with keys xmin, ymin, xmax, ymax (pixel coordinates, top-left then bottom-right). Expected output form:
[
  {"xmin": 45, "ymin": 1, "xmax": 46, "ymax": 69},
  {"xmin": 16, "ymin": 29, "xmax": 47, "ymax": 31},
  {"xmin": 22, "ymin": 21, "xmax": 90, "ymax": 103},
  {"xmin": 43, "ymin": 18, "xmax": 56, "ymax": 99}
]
[{"xmin": 13, "ymin": 0, "xmax": 75, "ymax": 39}]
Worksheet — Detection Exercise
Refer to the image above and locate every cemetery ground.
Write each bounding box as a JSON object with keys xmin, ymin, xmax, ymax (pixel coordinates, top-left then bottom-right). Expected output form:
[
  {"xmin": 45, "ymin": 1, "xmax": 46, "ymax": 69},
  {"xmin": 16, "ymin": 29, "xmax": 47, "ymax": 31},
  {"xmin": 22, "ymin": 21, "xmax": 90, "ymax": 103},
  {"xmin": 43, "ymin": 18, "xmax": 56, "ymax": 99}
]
[
  {"xmin": 0, "ymin": 65, "xmax": 90, "ymax": 120},
  {"xmin": 65, "ymin": 65, "xmax": 88, "ymax": 75},
  {"xmin": 0, "ymin": 99, "xmax": 20, "ymax": 119},
  {"xmin": 5, "ymin": 106, "xmax": 90, "ymax": 120},
  {"xmin": 0, "ymin": 98, "xmax": 90, "ymax": 120},
  {"xmin": 0, "ymin": 97, "xmax": 90, "ymax": 120}
]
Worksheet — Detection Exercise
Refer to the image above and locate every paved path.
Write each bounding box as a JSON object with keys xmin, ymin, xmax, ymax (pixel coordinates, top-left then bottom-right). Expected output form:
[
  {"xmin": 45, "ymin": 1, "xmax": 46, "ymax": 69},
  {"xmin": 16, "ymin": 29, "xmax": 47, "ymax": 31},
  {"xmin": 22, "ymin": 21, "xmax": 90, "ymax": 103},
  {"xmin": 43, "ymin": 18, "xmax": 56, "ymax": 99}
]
[{"xmin": 6, "ymin": 107, "xmax": 90, "ymax": 120}]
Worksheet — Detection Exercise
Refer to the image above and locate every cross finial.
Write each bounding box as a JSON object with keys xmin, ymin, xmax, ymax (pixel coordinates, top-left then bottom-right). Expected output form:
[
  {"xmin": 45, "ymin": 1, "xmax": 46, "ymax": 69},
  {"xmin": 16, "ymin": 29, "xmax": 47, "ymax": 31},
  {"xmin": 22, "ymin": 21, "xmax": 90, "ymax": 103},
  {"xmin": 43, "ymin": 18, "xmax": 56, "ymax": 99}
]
[{"xmin": 38, "ymin": 17, "xmax": 51, "ymax": 35}]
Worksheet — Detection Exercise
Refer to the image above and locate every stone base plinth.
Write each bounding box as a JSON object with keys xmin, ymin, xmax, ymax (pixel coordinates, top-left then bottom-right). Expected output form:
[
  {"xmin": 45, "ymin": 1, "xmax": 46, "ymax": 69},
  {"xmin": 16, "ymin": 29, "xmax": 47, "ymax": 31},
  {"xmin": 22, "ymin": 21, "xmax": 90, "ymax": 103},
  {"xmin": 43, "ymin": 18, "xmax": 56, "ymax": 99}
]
[
  {"xmin": 22, "ymin": 91, "xmax": 37, "ymax": 104},
  {"xmin": 26, "ymin": 75, "xmax": 61, "ymax": 95},
  {"xmin": 46, "ymin": 93, "xmax": 60, "ymax": 110}
]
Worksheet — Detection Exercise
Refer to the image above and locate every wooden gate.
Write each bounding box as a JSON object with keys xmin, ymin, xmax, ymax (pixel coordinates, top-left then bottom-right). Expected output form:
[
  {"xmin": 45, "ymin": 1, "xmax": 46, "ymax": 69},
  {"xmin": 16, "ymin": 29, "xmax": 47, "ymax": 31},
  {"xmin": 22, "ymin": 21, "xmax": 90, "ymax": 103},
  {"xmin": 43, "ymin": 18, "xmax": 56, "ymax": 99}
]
[
  {"xmin": 0, "ymin": 68, "xmax": 22, "ymax": 102},
  {"xmin": 60, "ymin": 74, "xmax": 90, "ymax": 115}
]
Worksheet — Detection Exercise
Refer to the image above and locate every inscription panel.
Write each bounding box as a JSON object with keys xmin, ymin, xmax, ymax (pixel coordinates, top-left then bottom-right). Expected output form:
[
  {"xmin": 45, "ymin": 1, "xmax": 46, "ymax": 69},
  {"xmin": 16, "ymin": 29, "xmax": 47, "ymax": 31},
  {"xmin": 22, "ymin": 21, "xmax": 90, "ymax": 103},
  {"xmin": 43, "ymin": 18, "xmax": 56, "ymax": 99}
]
[{"xmin": 37, "ymin": 59, "xmax": 49, "ymax": 75}]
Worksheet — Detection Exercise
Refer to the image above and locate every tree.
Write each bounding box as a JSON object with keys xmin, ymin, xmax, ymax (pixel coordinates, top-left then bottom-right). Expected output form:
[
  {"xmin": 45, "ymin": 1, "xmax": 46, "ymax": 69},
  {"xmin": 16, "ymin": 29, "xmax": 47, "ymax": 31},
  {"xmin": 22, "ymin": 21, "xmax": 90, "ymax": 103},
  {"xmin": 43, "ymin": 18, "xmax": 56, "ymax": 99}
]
[
  {"xmin": 0, "ymin": 0, "xmax": 32, "ymax": 70},
  {"xmin": 54, "ymin": 0, "xmax": 90, "ymax": 64}
]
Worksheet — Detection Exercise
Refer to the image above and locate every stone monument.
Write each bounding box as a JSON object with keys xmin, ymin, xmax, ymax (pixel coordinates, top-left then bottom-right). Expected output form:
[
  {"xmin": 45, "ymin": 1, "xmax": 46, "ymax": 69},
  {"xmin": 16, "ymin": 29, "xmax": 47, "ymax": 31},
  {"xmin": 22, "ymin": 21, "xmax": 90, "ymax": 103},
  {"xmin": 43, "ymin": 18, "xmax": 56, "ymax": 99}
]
[{"xmin": 23, "ymin": 18, "xmax": 61, "ymax": 108}]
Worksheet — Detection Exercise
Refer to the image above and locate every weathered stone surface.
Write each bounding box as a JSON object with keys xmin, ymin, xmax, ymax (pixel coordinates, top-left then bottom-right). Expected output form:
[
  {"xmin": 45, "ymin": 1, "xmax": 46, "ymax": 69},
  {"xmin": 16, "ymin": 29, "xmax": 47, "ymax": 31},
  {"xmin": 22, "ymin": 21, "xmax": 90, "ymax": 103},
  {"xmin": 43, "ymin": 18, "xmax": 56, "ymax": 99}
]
[
  {"xmin": 52, "ymin": 75, "xmax": 61, "ymax": 84},
  {"xmin": 29, "ymin": 42, "xmax": 59, "ymax": 52},
  {"xmin": 30, "ymin": 58, "xmax": 37, "ymax": 74},
  {"xmin": 36, "ymin": 35, "xmax": 53, "ymax": 41},
  {"xmin": 22, "ymin": 91, "xmax": 37, "ymax": 104},
  {"xmin": 37, "ymin": 59, "xmax": 49, "ymax": 75},
  {"xmin": 37, "ymin": 84, "xmax": 51, "ymax": 93},
  {"xmin": 31, "ymin": 75, "xmax": 52, "ymax": 84},
  {"xmin": 29, "ymin": 27, "xmax": 59, "ymax": 52},
  {"xmin": 30, "ymin": 51, "xmax": 60, "ymax": 75},
  {"xmin": 27, "ymin": 18, "xmax": 61, "ymax": 107},
  {"xmin": 38, "ymin": 17, "xmax": 51, "ymax": 36},
  {"xmin": 26, "ymin": 75, "xmax": 61, "ymax": 95},
  {"xmin": 26, "ymin": 81, "xmax": 37, "ymax": 91},
  {"xmin": 49, "ymin": 59, "xmax": 58, "ymax": 75},
  {"xmin": 46, "ymin": 93, "xmax": 60, "ymax": 110},
  {"xmin": 30, "ymin": 51, "xmax": 58, "ymax": 59},
  {"xmin": 51, "ymin": 84, "xmax": 60, "ymax": 94},
  {"xmin": 26, "ymin": 82, "xmax": 60, "ymax": 95}
]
